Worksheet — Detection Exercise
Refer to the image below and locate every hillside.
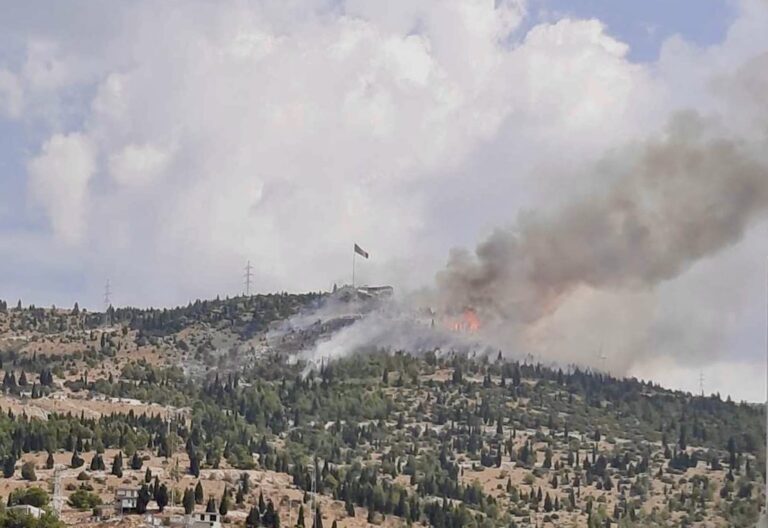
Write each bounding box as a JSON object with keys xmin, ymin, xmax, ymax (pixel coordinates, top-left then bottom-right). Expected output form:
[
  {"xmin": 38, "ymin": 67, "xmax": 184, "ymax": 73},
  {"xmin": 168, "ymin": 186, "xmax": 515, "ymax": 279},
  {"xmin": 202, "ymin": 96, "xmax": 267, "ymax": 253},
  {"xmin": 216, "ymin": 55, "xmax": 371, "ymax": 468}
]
[{"xmin": 0, "ymin": 295, "xmax": 764, "ymax": 528}]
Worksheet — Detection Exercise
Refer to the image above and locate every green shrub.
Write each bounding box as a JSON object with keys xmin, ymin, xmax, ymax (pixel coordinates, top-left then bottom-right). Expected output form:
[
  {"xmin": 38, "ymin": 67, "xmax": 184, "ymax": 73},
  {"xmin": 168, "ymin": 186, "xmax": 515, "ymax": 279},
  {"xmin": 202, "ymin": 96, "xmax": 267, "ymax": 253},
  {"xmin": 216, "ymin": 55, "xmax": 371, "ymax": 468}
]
[
  {"xmin": 68, "ymin": 489, "xmax": 103, "ymax": 510},
  {"xmin": 9, "ymin": 487, "xmax": 49, "ymax": 507},
  {"xmin": 21, "ymin": 461, "xmax": 37, "ymax": 481}
]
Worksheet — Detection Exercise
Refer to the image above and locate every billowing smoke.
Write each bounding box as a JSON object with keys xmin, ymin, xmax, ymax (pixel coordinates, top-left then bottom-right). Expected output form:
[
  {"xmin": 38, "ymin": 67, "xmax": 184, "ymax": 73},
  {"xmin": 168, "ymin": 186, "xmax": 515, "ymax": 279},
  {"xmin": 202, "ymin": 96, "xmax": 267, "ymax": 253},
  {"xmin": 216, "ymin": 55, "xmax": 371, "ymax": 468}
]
[
  {"xmin": 437, "ymin": 110, "xmax": 768, "ymax": 330},
  {"xmin": 295, "ymin": 53, "xmax": 768, "ymax": 384},
  {"xmin": 275, "ymin": 290, "xmax": 486, "ymax": 375}
]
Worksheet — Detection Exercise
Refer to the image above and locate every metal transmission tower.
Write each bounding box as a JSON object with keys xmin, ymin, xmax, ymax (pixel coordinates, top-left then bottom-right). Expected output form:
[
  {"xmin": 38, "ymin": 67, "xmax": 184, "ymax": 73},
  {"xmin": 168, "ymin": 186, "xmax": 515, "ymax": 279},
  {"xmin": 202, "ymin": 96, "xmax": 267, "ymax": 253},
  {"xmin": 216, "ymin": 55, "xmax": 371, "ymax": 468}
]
[
  {"xmin": 699, "ymin": 370, "xmax": 705, "ymax": 397},
  {"xmin": 103, "ymin": 279, "xmax": 112, "ymax": 327},
  {"xmin": 595, "ymin": 343, "xmax": 607, "ymax": 372},
  {"xmin": 244, "ymin": 261, "xmax": 253, "ymax": 296}
]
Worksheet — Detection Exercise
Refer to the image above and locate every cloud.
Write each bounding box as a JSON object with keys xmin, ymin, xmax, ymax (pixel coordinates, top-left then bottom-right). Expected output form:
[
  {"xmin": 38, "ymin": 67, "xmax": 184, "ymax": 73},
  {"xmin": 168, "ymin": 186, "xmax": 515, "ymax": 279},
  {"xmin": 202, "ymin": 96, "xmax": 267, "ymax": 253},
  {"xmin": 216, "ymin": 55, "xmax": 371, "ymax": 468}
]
[
  {"xmin": 629, "ymin": 356, "xmax": 767, "ymax": 403},
  {"xmin": 27, "ymin": 133, "xmax": 95, "ymax": 244},
  {"xmin": 108, "ymin": 143, "xmax": 172, "ymax": 188},
  {"xmin": 0, "ymin": 0, "xmax": 764, "ymax": 398},
  {"xmin": 0, "ymin": 69, "xmax": 23, "ymax": 118}
]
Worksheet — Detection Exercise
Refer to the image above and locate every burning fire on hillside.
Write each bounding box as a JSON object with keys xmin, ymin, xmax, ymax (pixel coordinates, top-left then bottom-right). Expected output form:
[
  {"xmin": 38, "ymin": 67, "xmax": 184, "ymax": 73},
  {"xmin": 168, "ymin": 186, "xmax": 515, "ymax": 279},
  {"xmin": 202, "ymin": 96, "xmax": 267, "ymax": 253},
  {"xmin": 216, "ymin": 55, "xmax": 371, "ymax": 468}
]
[{"xmin": 444, "ymin": 308, "xmax": 481, "ymax": 333}]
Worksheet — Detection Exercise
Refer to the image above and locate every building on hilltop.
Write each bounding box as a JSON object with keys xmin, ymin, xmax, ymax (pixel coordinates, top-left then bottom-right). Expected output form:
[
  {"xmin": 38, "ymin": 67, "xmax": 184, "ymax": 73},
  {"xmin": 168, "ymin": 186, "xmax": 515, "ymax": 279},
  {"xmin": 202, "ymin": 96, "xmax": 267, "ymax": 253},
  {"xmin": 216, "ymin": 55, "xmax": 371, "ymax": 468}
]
[{"xmin": 115, "ymin": 487, "xmax": 140, "ymax": 514}]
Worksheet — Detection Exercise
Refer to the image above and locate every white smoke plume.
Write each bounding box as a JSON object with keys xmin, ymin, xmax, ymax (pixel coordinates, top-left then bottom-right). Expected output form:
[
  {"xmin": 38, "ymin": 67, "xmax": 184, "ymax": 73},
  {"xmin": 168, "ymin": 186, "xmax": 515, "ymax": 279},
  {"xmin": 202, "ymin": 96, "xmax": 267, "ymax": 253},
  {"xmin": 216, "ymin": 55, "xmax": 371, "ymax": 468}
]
[{"xmin": 276, "ymin": 289, "xmax": 485, "ymax": 373}]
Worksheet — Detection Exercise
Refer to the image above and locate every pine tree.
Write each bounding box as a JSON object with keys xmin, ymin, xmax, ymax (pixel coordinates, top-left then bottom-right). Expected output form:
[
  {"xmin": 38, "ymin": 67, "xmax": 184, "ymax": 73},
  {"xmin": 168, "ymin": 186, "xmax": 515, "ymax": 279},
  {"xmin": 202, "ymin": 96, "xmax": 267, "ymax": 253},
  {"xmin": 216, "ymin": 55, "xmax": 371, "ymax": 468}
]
[
  {"xmin": 679, "ymin": 424, "xmax": 688, "ymax": 451},
  {"xmin": 195, "ymin": 481, "xmax": 205, "ymax": 504},
  {"xmin": 246, "ymin": 507, "xmax": 260, "ymax": 527},
  {"xmin": 137, "ymin": 484, "xmax": 151, "ymax": 514},
  {"xmin": 156, "ymin": 484, "xmax": 169, "ymax": 512},
  {"xmin": 452, "ymin": 365, "xmax": 463, "ymax": 384},
  {"xmin": 313, "ymin": 504, "xmax": 324, "ymax": 528},
  {"xmin": 264, "ymin": 500, "xmax": 279, "ymax": 528},
  {"xmin": 512, "ymin": 363, "xmax": 521, "ymax": 387},
  {"xmin": 131, "ymin": 452, "xmax": 143, "ymax": 470},
  {"xmin": 70, "ymin": 451, "xmax": 84, "ymax": 468},
  {"xmin": 259, "ymin": 490, "xmax": 266, "ymax": 513},
  {"xmin": 111, "ymin": 452, "xmax": 123, "ymax": 477},
  {"xmin": 183, "ymin": 488, "xmax": 195, "ymax": 514},
  {"xmin": 189, "ymin": 452, "xmax": 200, "ymax": 477},
  {"xmin": 90, "ymin": 453, "xmax": 105, "ymax": 471},
  {"xmin": 219, "ymin": 488, "xmax": 230, "ymax": 516}
]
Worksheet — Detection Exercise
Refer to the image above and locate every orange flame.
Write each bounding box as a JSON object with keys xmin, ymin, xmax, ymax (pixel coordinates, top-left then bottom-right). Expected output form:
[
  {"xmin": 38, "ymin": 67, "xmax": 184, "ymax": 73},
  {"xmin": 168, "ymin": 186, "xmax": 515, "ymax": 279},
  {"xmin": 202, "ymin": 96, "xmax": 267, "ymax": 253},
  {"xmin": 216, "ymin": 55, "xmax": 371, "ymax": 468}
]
[
  {"xmin": 462, "ymin": 309, "xmax": 480, "ymax": 332},
  {"xmin": 443, "ymin": 308, "xmax": 481, "ymax": 333}
]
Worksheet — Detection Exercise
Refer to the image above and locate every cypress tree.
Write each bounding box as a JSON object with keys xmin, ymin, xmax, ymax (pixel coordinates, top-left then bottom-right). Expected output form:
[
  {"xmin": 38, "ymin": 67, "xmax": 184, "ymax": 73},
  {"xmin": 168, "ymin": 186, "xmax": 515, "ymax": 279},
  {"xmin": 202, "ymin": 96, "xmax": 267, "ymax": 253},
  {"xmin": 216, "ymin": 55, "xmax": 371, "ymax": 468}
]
[
  {"xmin": 183, "ymin": 488, "xmax": 195, "ymax": 514},
  {"xmin": 246, "ymin": 507, "xmax": 260, "ymax": 527},
  {"xmin": 195, "ymin": 481, "xmax": 205, "ymax": 504},
  {"xmin": 131, "ymin": 452, "xmax": 143, "ymax": 470},
  {"xmin": 219, "ymin": 488, "xmax": 230, "ymax": 516},
  {"xmin": 156, "ymin": 484, "xmax": 169, "ymax": 512},
  {"xmin": 111, "ymin": 452, "xmax": 123, "ymax": 477}
]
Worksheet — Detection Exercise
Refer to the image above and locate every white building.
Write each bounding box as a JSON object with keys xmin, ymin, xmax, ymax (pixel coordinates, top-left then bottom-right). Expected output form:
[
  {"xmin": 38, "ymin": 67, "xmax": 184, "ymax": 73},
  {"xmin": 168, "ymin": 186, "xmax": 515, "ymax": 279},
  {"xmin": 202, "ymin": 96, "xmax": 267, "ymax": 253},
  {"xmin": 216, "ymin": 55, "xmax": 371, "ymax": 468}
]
[
  {"xmin": 9, "ymin": 505, "xmax": 43, "ymax": 519},
  {"xmin": 115, "ymin": 488, "xmax": 140, "ymax": 513},
  {"xmin": 187, "ymin": 512, "xmax": 222, "ymax": 528}
]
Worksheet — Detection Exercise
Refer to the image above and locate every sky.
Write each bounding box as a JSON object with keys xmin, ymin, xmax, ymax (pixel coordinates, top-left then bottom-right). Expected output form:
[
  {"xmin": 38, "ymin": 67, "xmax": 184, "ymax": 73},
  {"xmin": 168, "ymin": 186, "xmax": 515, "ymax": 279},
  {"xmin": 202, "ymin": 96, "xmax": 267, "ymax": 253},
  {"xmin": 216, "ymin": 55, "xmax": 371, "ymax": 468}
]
[{"xmin": 0, "ymin": 0, "xmax": 766, "ymax": 400}]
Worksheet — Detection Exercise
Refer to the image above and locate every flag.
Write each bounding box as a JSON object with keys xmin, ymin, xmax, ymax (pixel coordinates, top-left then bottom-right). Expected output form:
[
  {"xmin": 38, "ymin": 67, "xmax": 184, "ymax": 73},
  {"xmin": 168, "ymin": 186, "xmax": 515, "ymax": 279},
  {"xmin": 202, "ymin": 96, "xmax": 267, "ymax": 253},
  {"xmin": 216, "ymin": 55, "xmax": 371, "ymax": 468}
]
[{"xmin": 354, "ymin": 243, "xmax": 369, "ymax": 259}]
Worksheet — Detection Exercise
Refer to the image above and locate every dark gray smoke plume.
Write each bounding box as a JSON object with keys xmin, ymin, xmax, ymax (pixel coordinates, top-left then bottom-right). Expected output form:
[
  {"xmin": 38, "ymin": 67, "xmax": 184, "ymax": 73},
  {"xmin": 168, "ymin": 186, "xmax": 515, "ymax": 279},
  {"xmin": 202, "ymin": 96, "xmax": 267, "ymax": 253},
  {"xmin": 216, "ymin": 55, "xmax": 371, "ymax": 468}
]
[{"xmin": 437, "ymin": 111, "xmax": 768, "ymax": 326}]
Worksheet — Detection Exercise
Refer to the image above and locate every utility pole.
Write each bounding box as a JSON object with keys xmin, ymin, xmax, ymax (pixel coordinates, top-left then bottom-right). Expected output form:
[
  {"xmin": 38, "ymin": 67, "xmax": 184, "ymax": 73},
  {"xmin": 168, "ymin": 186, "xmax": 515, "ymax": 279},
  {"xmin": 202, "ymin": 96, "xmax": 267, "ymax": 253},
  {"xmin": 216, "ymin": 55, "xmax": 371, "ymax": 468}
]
[{"xmin": 244, "ymin": 261, "xmax": 253, "ymax": 296}]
